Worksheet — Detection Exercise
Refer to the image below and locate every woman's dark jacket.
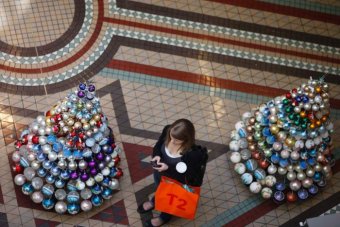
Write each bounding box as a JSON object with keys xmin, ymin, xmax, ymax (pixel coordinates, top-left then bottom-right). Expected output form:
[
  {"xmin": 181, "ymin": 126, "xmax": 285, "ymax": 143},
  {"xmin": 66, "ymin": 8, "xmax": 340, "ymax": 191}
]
[{"xmin": 152, "ymin": 125, "xmax": 208, "ymax": 187}]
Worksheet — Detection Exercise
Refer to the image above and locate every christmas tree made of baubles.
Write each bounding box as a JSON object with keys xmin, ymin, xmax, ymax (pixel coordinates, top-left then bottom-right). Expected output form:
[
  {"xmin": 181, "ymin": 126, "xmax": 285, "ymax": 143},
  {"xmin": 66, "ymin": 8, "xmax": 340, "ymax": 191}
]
[
  {"xmin": 12, "ymin": 83, "xmax": 123, "ymax": 214},
  {"xmin": 229, "ymin": 78, "xmax": 334, "ymax": 202}
]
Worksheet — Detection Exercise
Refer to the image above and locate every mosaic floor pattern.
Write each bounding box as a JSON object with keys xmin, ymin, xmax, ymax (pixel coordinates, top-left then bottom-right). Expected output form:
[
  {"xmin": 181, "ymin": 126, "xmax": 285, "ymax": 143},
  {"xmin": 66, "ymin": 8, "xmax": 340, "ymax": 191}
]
[{"xmin": 0, "ymin": 0, "xmax": 339, "ymax": 226}]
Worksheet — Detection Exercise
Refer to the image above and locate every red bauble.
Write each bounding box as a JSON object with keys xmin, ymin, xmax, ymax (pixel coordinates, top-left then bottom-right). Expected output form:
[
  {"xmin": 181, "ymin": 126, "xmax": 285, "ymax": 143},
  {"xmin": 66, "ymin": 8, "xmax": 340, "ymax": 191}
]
[
  {"xmin": 53, "ymin": 125, "xmax": 59, "ymax": 133},
  {"xmin": 15, "ymin": 141, "xmax": 23, "ymax": 148},
  {"xmin": 259, "ymin": 159, "xmax": 269, "ymax": 169},
  {"xmin": 113, "ymin": 156, "xmax": 121, "ymax": 164},
  {"xmin": 22, "ymin": 135, "xmax": 28, "ymax": 145},
  {"xmin": 96, "ymin": 121, "xmax": 102, "ymax": 127},
  {"xmin": 286, "ymin": 93, "xmax": 292, "ymax": 99},
  {"xmin": 252, "ymin": 151, "xmax": 261, "ymax": 160},
  {"xmin": 56, "ymin": 113, "xmax": 62, "ymax": 122},
  {"xmin": 76, "ymin": 141, "xmax": 84, "ymax": 149},
  {"xmin": 78, "ymin": 132, "xmax": 85, "ymax": 139},
  {"xmin": 13, "ymin": 164, "xmax": 23, "ymax": 173},
  {"xmin": 70, "ymin": 130, "xmax": 77, "ymax": 137},
  {"xmin": 67, "ymin": 140, "xmax": 74, "ymax": 148},
  {"xmin": 32, "ymin": 135, "xmax": 39, "ymax": 144},
  {"xmin": 286, "ymin": 192, "xmax": 297, "ymax": 202},
  {"xmin": 111, "ymin": 143, "xmax": 116, "ymax": 149},
  {"xmin": 292, "ymin": 88, "xmax": 297, "ymax": 93},
  {"xmin": 114, "ymin": 168, "xmax": 123, "ymax": 179}
]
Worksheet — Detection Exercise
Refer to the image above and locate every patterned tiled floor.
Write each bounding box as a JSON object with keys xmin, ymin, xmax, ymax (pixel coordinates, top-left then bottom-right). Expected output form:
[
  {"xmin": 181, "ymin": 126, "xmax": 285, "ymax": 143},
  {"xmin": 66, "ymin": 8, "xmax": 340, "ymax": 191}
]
[{"xmin": 0, "ymin": 0, "xmax": 339, "ymax": 226}]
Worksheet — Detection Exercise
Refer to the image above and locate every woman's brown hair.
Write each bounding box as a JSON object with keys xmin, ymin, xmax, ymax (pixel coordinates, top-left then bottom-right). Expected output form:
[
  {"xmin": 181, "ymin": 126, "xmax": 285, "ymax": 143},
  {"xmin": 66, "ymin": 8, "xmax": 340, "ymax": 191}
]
[{"xmin": 165, "ymin": 119, "xmax": 195, "ymax": 154}]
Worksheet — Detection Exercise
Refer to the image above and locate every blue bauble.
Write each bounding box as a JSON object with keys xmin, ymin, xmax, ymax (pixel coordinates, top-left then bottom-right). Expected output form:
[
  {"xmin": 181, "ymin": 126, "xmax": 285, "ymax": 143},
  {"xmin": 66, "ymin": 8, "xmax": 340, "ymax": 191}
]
[
  {"xmin": 67, "ymin": 181, "xmax": 77, "ymax": 191},
  {"xmin": 42, "ymin": 184, "xmax": 54, "ymax": 197},
  {"xmin": 45, "ymin": 174, "xmax": 56, "ymax": 184},
  {"xmin": 245, "ymin": 159, "xmax": 257, "ymax": 172},
  {"xmin": 37, "ymin": 152, "xmax": 46, "ymax": 162},
  {"xmin": 52, "ymin": 142, "xmax": 63, "ymax": 152},
  {"xmin": 297, "ymin": 189, "xmax": 308, "ymax": 200},
  {"xmin": 262, "ymin": 127, "xmax": 272, "ymax": 137},
  {"xmin": 109, "ymin": 168, "xmax": 117, "ymax": 177},
  {"xmin": 60, "ymin": 169, "xmax": 70, "ymax": 180},
  {"xmin": 270, "ymin": 153, "xmax": 280, "ymax": 164},
  {"xmin": 299, "ymin": 160, "xmax": 308, "ymax": 170},
  {"xmin": 32, "ymin": 144, "xmax": 41, "ymax": 152},
  {"xmin": 67, "ymin": 203, "xmax": 80, "ymax": 215},
  {"xmin": 238, "ymin": 128, "xmax": 247, "ymax": 138},
  {"xmin": 91, "ymin": 184, "xmax": 102, "ymax": 195},
  {"xmin": 19, "ymin": 157, "xmax": 30, "ymax": 168},
  {"xmin": 63, "ymin": 148, "xmax": 72, "ymax": 157},
  {"xmin": 254, "ymin": 169, "xmax": 266, "ymax": 180},
  {"xmin": 42, "ymin": 160, "xmax": 52, "ymax": 170},
  {"xmin": 55, "ymin": 178, "xmax": 66, "ymax": 188},
  {"xmin": 241, "ymin": 173, "xmax": 253, "ymax": 185},
  {"xmin": 317, "ymin": 179, "xmax": 326, "ymax": 187},
  {"xmin": 51, "ymin": 166, "xmax": 61, "ymax": 176},
  {"xmin": 91, "ymin": 195, "xmax": 103, "ymax": 207},
  {"xmin": 308, "ymin": 184, "xmax": 319, "ymax": 195},
  {"xmin": 67, "ymin": 191, "xmax": 80, "ymax": 203},
  {"xmin": 279, "ymin": 158, "xmax": 289, "ymax": 168},
  {"xmin": 275, "ymin": 182, "xmax": 286, "ymax": 191},
  {"xmin": 22, "ymin": 183, "xmax": 34, "ymax": 195},
  {"xmin": 79, "ymin": 83, "xmax": 86, "ymax": 90},
  {"xmin": 266, "ymin": 135, "xmax": 276, "ymax": 144},
  {"xmin": 47, "ymin": 135, "xmax": 57, "ymax": 144},
  {"xmin": 273, "ymin": 191, "xmax": 285, "ymax": 202},
  {"xmin": 37, "ymin": 167, "xmax": 47, "ymax": 177},
  {"xmin": 102, "ymin": 177, "xmax": 111, "ymax": 187},
  {"xmin": 42, "ymin": 198, "xmax": 55, "ymax": 210},
  {"xmin": 302, "ymin": 96, "xmax": 309, "ymax": 103},
  {"xmin": 313, "ymin": 172, "xmax": 322, "ymax": 182},
  {"xmin": 73, "ymin": 150, "xmax": 82, "ymax": 159},
  {"xmin": 309, "ymin": 149, "xmax": 317, "ymax": 157},
  {"xmin": 102, "ymin": 188, "xmax": 113, "ymax": 200},
  {"xmin": 307, "ymin": 158, "xmax": 316, "ymax": 166}
]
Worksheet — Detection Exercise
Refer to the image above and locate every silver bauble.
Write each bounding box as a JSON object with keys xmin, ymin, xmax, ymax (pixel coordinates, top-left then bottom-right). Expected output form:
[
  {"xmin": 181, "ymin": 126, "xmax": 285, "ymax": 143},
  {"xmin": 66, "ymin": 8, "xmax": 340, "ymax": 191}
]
[
  {"xmin": 39, "ymin": 136, "xmax": 47, "ymax": 145},
  {"xmin": 287, "ymin": 171, "xmax": 296, "ymax": 181},
  {"xmin": 31, "ymin": 160, "xmax": 41, "ymax": 170},
  {"xmin": 306, "ymin": 168, "xmax": 315, "ymax": 177},
  {"xmin": 31, "ymin": 191, "xmax": 44, "ymax": 203},
  {"xmin": 286, "ymin": 165, "xmax": 294, "ymax": 172},
  {"xmin": 297, "ymin": 172, "xmax": 306, "ymax": 181},
  {"xmin": 322, "ymin": 165, "xmax": 331, "ymax": 174},
  {"xmin": 31, "ymin": 177, "xmax": 44, "ymax": 190},
  {"xmin": 55, "ymin": 189, "xmax": 67, "ymax": 200},
  {"xmin": 289, "ymin": 180, "xmax": 301, "ymax": 191},
  {"xmin": 267, "ymin": 165, "xmax": 277, "ymax": 174},
  {"xmin": 278, "ymin": 167, "xmax": 287, "ymax": 175},
  {"xmin": 314, "ymin": 163, "xmax": 322, "ymax": 172},
  {"xmin": 108, "ymin": 179, "xmax": 119, "ymax": 190},
  {"xmin": 302, "ymin": 178, "xmax": 313, "ymax": 188},
  {"xmin": 42, "ymin": 144, "xmax": 52, "ymax": 154},
  {"xmin": 48, "ymin": 152, "xmax": 58, "ymax": 162},
  {"xmin": 81, "ymin": 200, "xmax": 93, "ymax": 212},
  {"xmin": 24, "ymin": 167, "xmax": 36, "ymax": 181},
  {"xmin": 14, "ymin": 174, "xmax": 26, "ymax": 186},
  {"xmin": 38, "ymin": 128, "xmax": 46, "ymax": 136},
  {"xmin": 290, "ymin": 151, "xmax": 300, "ymax": 160},
  {"xmin": 55, "ymin": 201, "xmax": 67, "ymax": 214},
  {"xmin": 12, "ymin": 151, "xmax": 21, "ymax": 162},
  {"xmin": 68, "ymin": 161, "xmax": 77, "ymax": 171},
  {"xmin": 80, "ymin": 188, "xmax": 92, "ymax": 200},
  {"xmin": 57, "ymin": 159, "xmax": 67, "ymax": 169},
  {"xmin": 78, "ymin": 160, "xmax": 88, "ymax": 170}
]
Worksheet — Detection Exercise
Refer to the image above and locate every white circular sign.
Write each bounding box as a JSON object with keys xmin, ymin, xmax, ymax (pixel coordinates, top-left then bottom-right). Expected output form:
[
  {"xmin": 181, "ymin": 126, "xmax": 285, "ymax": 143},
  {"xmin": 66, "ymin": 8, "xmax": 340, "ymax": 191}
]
[{"xmin": 176, "ymin": 162, "xmax": 187, "ymax": 173}]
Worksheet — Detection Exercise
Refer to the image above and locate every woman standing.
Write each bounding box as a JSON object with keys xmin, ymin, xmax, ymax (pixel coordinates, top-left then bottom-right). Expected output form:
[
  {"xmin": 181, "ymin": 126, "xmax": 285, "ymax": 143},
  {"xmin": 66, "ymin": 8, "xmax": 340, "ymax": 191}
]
[{"xmin": 137, "ymin": 119, "xmax": 208, "ymax": 226}]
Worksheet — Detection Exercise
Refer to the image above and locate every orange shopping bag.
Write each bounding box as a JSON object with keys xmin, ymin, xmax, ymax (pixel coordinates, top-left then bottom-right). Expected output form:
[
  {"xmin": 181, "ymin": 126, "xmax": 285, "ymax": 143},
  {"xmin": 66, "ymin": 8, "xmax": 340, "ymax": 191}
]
[{"xmin": 155, "ymin": 176, "xmax": 201, "ymax": 220}]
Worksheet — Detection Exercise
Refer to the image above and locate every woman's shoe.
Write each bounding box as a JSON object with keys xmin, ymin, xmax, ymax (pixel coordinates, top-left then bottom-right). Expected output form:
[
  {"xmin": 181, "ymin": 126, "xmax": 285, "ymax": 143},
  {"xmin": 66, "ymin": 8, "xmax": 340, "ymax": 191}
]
[
  {"xmin": 137, "ymin": 201, "xmax": 154, "ymax": 214},
  {"xmin": 144, "ymin": 217, "xmax": 164, "ymax": 227}
]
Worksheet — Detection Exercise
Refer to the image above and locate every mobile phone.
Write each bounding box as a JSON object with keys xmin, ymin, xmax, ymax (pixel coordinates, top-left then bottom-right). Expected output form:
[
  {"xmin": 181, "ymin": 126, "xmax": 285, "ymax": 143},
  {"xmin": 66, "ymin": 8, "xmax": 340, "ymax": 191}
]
[{"xmin": 150, "ymin": 161, "xmax": 161, "ymax": 168}]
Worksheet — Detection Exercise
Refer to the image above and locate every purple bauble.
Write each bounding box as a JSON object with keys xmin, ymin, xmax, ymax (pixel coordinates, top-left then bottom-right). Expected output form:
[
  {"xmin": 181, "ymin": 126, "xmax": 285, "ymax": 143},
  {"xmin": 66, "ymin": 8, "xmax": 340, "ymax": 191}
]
[
  {"xmin": 88, "ymin": 84, "xmax": 95, "ymax": 92},
  {"xmin": 90, "ymin": 168, "xmax": 98, "ymax": 176},
  {"xmin": 88, "ymin": 160, "xmax": 96, "ymax": 168},
  {"xmin": 77, "ymin": 90, "xmax": 85, "ymax": 98},
  {"xmin": 96, "ymin": 152, "xmax": 104, "ymax": 161},
  {"xmin": 80, "ymin": 172, "xmax": 90, "ymax": 181},
  {"xmin": 70, "ymin": 171, "xmax": 78, "ymax": 180},
  {"xmin": 79, "ymin": 83, "xmax": 86, "ymax": 90}
]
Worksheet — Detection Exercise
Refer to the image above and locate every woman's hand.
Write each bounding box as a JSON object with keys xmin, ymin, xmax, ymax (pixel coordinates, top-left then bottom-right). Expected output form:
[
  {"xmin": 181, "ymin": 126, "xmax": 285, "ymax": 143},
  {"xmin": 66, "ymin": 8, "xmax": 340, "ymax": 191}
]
[{"xmin": 151, "ymin": 156, "xmax": 168, "ymax": 172}]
